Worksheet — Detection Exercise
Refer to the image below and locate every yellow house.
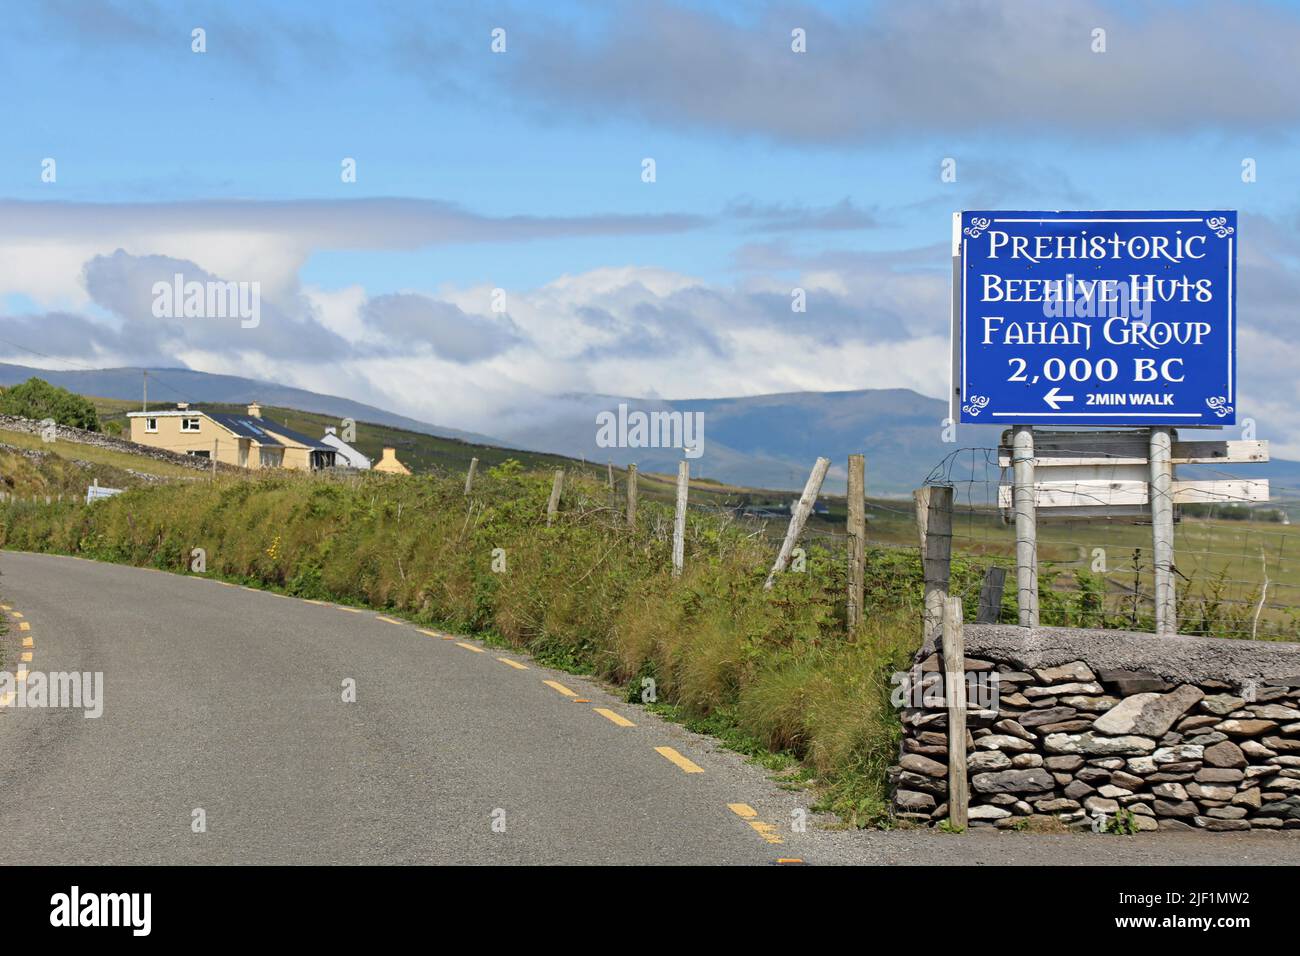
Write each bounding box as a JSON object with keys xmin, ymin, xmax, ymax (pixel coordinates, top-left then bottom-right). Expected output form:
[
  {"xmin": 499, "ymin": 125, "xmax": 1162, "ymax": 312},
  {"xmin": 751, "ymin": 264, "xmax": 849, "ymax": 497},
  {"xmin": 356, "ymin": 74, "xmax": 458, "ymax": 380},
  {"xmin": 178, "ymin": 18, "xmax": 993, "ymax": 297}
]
[
  {"xmin": 127, "ymin": 403, "xmax": 337, "ymax": 471},
  {"xmin": 372, "ymin": 446, "xmax": 411, "ymax": 475}
]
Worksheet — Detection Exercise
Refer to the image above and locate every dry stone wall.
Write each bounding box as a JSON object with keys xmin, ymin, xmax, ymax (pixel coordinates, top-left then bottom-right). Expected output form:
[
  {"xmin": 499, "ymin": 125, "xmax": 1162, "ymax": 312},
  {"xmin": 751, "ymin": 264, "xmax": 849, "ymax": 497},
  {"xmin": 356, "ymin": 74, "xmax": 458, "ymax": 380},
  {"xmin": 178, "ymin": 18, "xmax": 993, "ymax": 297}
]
[
  {"xmin": 0, "ymin": 415, "xmax": 236, "ymax": 474},
  {"xmin": 891, "ymin": 624, "xmax": 1300, "ymax": 832}
]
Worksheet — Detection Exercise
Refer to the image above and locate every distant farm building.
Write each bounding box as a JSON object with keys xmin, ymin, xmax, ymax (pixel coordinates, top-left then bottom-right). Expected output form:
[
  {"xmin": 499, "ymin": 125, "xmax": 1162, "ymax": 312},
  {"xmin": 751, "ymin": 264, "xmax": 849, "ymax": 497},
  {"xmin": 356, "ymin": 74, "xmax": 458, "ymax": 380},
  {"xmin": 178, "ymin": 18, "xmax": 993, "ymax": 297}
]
[
  {"xmin": 372, "ymin": 446, "xmax": 411, "ymax": 475},
  {"xmin": 320, "ymin": 426, "xmax": 371, "ymax": 469}
]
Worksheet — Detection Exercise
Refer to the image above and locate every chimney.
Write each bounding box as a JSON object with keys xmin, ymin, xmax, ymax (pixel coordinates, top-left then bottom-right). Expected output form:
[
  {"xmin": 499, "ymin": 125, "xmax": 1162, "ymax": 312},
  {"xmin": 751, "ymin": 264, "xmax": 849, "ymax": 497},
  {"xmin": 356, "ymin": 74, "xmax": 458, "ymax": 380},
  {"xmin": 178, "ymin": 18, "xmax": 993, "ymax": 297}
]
[
  {"xmin": 247, "ymin": 402, "xmax": 262, "ymax": 418},
  {"xmin": 324, "ymin": 426, "xmax": 336, "ymax": 435}
]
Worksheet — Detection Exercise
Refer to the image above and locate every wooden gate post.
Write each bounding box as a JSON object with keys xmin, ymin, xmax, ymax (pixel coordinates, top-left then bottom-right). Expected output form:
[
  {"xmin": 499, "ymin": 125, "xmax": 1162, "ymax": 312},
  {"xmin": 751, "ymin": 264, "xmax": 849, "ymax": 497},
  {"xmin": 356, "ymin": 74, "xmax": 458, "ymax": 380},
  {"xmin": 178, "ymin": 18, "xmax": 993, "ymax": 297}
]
[
  {"xmin": 465, "ymin": 457, "xmax": 478, "ymax": 495},
  {"xmin": 846, "ymin": 454, "xmax": 866, "ymax": 631},
  {"xmin": 764, "ymin": 457, "xmax": 830, "ymax": 590},
  {"xmin": 915, "ymin": 485, "xmax": 953, "ymax": 655}
]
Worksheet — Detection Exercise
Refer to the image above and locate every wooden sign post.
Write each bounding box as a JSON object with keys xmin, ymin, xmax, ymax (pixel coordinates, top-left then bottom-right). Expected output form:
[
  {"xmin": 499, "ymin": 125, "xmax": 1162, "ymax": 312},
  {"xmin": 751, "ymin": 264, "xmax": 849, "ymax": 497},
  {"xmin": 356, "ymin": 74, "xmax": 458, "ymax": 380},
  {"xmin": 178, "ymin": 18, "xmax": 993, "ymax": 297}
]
[{"xmin": 1011, "ymin": 425, "xmax": 1038, "ymax": 627}]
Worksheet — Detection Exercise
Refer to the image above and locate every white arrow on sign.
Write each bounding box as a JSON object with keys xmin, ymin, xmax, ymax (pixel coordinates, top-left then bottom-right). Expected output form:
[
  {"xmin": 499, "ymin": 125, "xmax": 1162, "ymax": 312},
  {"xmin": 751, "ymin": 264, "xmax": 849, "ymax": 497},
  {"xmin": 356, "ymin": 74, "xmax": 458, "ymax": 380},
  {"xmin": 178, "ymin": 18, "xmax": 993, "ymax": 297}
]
[{"xmin": 1043, "ymin": 387, "xmax": 1075, "ymax": 410}]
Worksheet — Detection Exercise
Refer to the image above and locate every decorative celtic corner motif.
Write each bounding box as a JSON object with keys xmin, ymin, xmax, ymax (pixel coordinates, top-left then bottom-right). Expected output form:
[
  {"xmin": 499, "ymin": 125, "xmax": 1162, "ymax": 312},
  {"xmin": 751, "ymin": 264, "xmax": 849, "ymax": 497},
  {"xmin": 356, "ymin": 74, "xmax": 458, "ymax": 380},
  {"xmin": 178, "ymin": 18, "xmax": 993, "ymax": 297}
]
[
  {"xmin": 962, "ymin": 395, "xmax": 990, "ymax": 417},
  {"xmin": 1206, "ymin": 217, "xmax": 1235, "ymax": 238},
  {"xmin": 1206, "ymin": 396, "xmax": 1234, "ymax": 418},
  {"xmin": 962, "ymin": 217, "xmax": 992, "ymax": 239}
]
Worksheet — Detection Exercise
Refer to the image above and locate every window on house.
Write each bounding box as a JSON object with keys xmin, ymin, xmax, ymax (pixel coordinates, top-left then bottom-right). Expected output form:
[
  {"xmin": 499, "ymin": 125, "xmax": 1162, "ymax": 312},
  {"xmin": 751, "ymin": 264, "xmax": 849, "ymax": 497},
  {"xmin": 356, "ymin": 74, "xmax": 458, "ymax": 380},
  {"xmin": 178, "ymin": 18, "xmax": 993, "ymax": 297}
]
[
  {"xmin": 145, "ymin": 417, "xmax": 158, "ymax": 432},
  {"xmin": 188, "ymin": 450, "xmax": 210, "ymax": 459},
  {"xmin": 259, "ymin": 448, "xmax": 282, "ymax": 468},
  {"xmin": 181, "ymin": 417, "xmax": 201, "ymax": 432}
]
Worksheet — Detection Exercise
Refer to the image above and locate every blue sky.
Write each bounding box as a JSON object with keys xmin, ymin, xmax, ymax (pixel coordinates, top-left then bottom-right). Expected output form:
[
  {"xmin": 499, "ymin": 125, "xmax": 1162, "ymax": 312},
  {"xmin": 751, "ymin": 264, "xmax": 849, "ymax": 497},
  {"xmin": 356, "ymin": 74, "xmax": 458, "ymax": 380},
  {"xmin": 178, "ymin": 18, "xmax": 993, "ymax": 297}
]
[{"xmin": 2, "ymin": 0, "xmax": 1300, "ymax": 451}]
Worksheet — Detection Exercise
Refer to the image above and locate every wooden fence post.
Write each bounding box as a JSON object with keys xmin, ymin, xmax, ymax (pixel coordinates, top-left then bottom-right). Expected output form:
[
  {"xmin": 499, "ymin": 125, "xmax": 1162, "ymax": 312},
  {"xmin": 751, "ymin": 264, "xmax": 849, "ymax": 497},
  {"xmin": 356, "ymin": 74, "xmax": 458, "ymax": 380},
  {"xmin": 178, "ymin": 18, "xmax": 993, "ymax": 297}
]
[
  {"xmin": 547, "ymin": 469, "xmax": 564, "ymax": 526},
  {"xmin": 846, "ymin": 453, "xmax": 866, "ymax": 632},
  {"xmin": 915, "ymin": 485, "xmax": 954, "ymax": 655},
  {"xmin": 626, "ymin": 464, "xmax": 638, "ymax": 530},
  {"xmin": 607, "ymin": 461, "xmax": 614, "ymax": 491},
  {"xmin": 465, "ymin": 457, "xmax": 478, "ymax": 495},
  {"xmin": 976, "ymin": 565, "xmax": 1007, "ymax": 624},
  {"xmin": 942, "ymin": 595, "xmax": 969, "ymax": 830},
  {"xmin": 764, "ymin": 457, "xmax": 830, "ymax": 590},
  {"xmin": 672, "ymin": 461, "xmax": 689, "ymax": 577}
]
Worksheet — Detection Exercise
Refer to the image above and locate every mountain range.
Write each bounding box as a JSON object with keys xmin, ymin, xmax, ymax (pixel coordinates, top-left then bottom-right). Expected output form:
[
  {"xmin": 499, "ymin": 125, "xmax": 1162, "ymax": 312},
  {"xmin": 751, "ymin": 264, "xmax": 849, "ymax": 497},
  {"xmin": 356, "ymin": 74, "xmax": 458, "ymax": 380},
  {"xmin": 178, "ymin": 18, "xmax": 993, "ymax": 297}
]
[{"xmin": 3, "ymin": 362, "xmax": 1297, "ymax": 497}]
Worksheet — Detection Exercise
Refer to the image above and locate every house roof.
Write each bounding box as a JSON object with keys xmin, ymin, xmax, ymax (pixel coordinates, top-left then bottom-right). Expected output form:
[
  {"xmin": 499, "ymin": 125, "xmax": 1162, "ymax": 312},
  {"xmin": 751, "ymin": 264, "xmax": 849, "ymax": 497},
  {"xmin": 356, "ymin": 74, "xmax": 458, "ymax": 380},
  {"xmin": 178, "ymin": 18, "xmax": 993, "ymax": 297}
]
[
  {"xmin": 205, "ymin": 413, "xmax": 284, "ymax": 445},
  {"xmin": 254, "ymin": 418, "xmax": 333, "ymax": 451}
]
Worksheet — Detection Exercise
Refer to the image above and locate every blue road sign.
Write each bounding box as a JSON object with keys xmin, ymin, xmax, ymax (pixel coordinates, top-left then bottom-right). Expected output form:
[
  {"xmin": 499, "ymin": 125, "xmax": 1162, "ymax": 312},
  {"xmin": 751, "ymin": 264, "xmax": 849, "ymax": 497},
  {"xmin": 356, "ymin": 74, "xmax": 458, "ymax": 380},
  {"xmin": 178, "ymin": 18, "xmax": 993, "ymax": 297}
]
[{"xmin": 953, "ymin": 210, "xmax": 1237, "ymax": 426}]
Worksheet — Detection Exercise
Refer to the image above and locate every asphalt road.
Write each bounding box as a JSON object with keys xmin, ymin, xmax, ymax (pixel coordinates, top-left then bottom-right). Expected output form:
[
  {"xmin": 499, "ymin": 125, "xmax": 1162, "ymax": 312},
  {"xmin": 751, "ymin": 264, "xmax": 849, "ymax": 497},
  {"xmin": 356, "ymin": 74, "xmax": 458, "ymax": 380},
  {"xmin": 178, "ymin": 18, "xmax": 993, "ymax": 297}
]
[{"xmin": 2, "ymin": 551, "xmax": 1297, "ymax": 866}]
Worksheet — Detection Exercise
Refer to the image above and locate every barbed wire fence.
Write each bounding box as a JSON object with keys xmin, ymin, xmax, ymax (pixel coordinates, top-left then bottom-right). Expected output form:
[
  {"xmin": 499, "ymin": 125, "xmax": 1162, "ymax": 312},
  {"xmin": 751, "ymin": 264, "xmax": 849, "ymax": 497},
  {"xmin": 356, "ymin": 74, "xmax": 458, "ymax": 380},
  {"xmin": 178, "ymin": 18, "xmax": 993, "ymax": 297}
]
[
  {"xmin": 586, "ymin": 445, "xmax": 1297, "ymax": 642},
  {"xmin": 918, "ymin": 443, "xmax": 1297, "ymax": 640}
]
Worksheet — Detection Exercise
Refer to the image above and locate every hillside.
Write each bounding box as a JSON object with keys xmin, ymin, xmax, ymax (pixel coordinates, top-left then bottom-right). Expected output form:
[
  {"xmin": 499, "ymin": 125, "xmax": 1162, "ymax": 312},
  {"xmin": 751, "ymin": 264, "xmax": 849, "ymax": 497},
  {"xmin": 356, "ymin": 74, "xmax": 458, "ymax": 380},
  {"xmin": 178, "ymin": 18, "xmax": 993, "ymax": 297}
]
[
  {"xmin": 8, "ymin": 363, "xmax": 1300, "ymax": 499},
  {"xmin": 0, "ymin": 363, "xmax": 505, "ymax": 447}
]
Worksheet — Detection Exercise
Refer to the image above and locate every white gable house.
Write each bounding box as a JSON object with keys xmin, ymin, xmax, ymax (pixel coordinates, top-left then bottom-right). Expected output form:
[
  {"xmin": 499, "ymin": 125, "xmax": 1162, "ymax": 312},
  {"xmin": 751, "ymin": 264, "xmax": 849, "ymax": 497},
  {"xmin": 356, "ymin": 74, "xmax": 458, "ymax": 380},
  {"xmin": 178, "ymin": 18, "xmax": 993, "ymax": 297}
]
[{"xmin": 321, "ymin": 427, "xmax": 371, "ymax": 469}]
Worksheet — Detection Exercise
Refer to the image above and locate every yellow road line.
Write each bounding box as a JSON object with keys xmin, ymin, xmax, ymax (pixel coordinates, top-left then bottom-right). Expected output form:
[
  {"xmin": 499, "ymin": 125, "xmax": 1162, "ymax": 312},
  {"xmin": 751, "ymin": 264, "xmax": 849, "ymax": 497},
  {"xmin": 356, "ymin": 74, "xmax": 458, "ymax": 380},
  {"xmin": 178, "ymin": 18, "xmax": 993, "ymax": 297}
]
[
  {"xmin": 20, "ymin": 652, "xmax": 32, "ymax": 663},
  {"xmin": 16, "ymin": 669, "xmax": 28, "ymax": 682},
  {"xmin": 0, "ymin": 692, "xmax": 14, "ymax": 708},
  {"xmin": 497, "ymin": 658, "xmax": 529, "ymax": 670},
  {"xmin": 0, "ymin": 604, "xmax": 10, "ymax": 610},
  {"xmin": 18, "ymin": 622, "xmax": 30, "ymax": 631},
  {"xmin": 336, "ymin": 606, "xmax": 363, "ymax": 614},
  {"xmin": 543, "ymin": 680, "xmax": 577, "ymax": 698},
  {"xmin": 456, "ymin": 642, "xmax": 485, "ymax": 653},
  {"xmin": 21, "ymin": 637, "xmax": 33, "ymax": 648},
  {"xmin": 594, "ymin": 707, "xmax": 634, "ymax": 727},
  {"xmin": 11, "ymin": 612, "xmax": 22, "ymax": 619},
  {"xmin": 376, "ymin": 615, "xmax": 403, "ymax": 625},
  {"xmin": 419, "ymin": 629, "xmax": 441, "ymax": 638},
  {"xmin": 747, "ymin": 820, "xmax": 784, "ymax": 845},
  {"xmin": 304, "ymin": 599, "xmax": 325, "ymax": 605},
  {"xmin": 655, "ymin": 746, "xmax": 704, "ymax": 774},
  {"xmin": 727, "ymin": 803, "xmax": 783, "ymax": 844}
]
